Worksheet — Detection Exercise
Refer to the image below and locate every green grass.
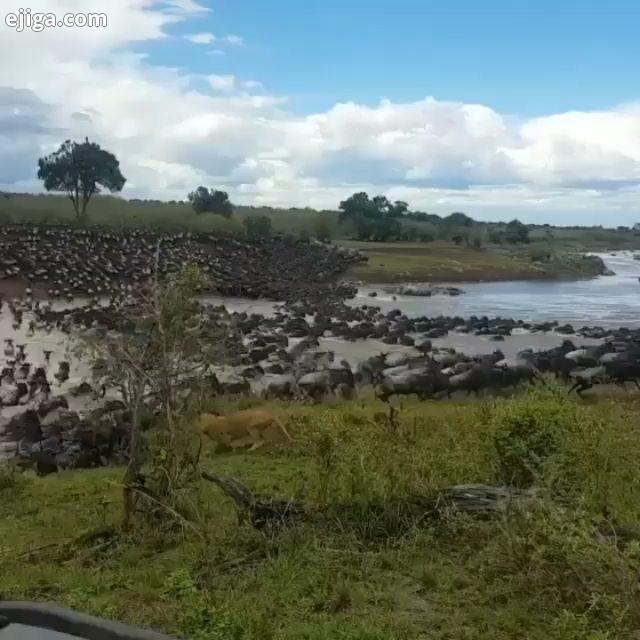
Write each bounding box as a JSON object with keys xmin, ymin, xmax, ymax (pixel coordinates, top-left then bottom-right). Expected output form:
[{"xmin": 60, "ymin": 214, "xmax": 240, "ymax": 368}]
[
  {"xmin": 3, "ymin": 385, "xmax": 640, "ymax": 639},
  {"xmin": 0, "ymin": 194, "xmax": 342, "ymax": 238},
  {"xmin": 341, "ymin": 241, "xmax": 608, "ymax": 283},
  {"xmin": 529, "ymin": 226, "xmax": 640, "ymax": 251}
]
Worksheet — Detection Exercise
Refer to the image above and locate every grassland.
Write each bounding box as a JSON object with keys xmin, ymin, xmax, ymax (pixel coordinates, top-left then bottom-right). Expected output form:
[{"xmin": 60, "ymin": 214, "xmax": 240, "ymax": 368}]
[
  {"xmin": 528, "ymin": 225, "xmax": 640, "ymax": 251},
  {"xmin": 0, "ymin": 193, "xmax": 341, "ymax": 238},
  {"xmin": 3, "ymin": 385, "xmax": 640, "ymax": 639},
  {"xmin": 0, "ymin": 193, "xmax": 637, "ymax": 284},
  {"xmin": 342, "ymin": 241, "xmax": 610, "ymax": 283}
]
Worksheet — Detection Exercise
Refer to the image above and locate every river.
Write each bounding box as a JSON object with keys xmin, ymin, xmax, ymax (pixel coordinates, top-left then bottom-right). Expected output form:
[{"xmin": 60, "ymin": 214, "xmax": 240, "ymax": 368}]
[
  {"xmin": 0, "ymin": 252, "xmax": 637, "ymax": 377},
  {"xmin": 351, "ymin": 252, "xmax": 640, "ymax": 328},
  {"xmin": 2, "ymin": 252, "xmax": 637, "ymax": 458}
]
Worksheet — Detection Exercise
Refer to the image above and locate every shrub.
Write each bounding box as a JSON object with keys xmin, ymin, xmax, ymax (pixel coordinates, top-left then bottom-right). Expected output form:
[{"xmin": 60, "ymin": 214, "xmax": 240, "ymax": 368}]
[
  {"xmin": 528, "ymin": 247, "xmax": 552, "ymax": 263},
  {"xmin": 0, "ymin": 464, "xmax": 18, "ymax": 492},
  {"xmin": 244, "ymin": 215, "xmax": 272, "ymax": 241},
  {"xmin": 313, "ymin": 217, "xmax": 332, "ymax": 242},
  {"xmin": 476, "ymin": 503, "xmax": 640, "ymax": 636},
  {"xmin": 493, "ymin": 388, "xmax": 580, "ymax": 488}
]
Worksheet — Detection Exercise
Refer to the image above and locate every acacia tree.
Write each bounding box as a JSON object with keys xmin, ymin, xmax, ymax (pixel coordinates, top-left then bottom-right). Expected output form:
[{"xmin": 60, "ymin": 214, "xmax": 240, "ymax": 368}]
[
  {"xmin": 188, "ymin": 186, "xmax": 233, "ymax": 217},
  {"xmin": 338, "ymin": 192, "xmax": 404, "ymax": 241},
  {"xmin": 505, "ymin": 219, "xmax": 530, "ymax": 244},
  {"xmin": 37, "ymin": 138, "xmax": 126, "ymax": 223}
]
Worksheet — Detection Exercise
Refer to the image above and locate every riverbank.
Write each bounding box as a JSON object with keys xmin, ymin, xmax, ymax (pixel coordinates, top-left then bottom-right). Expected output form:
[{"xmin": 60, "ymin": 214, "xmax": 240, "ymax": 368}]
[
  {"xmin": 3, "ymin": 388, "xmax": 640, "ymax": 640},
  {"xmin": 342, "ymin": 241, "xmax": 612, "ymax": 283}
]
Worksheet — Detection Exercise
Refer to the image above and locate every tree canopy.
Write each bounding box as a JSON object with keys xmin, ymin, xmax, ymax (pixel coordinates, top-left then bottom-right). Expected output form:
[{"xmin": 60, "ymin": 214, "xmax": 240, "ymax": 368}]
[
  {"xmin": 338, "ymin": 192, "xmax": 406, "ymax": 240},
  {"xmin": 442, "ymin": 212, "xmax": 474, "ymax": 228},
  {"xmin": 37, "ymin": 138, "xmax": 126, "ymax": 223},
  {"xmin": 505, "ymin": 219, "xmax": 530, "ymax": 244},
  {"xmin": 188, "ymin": 186, "xmax": 233, "ymax": 218}
]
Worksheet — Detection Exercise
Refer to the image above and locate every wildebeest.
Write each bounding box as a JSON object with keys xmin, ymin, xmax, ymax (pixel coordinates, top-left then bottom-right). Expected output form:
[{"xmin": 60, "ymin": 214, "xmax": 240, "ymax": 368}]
[{"xmin": 375, "ymin": 359, "xmax": 450, "ymax": 401}]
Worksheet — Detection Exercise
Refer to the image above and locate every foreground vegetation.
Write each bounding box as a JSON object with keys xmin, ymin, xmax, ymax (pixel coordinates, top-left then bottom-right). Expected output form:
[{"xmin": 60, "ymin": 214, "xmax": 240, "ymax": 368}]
[{"xmin": 3, "ymin": 384, "xmax": 640, "ymax": 639}]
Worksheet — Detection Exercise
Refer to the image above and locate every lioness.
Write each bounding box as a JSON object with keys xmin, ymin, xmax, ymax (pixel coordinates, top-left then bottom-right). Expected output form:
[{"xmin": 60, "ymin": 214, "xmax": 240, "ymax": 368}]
[{"xmin": 195, "ymin": 409, "xmax": 292, "ymax": 451}]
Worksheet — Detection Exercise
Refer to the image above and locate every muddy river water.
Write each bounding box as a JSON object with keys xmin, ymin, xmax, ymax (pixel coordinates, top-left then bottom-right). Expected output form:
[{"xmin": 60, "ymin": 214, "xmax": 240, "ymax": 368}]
[{"xmin": 0, "ymin": 252, "xmax": 637, "ymax": 380}]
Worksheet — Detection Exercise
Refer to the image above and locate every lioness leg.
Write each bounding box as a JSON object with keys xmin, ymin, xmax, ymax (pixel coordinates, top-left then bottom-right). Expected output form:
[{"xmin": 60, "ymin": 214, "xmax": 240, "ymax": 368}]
[{"xmin": 246, "ymin": 427, "xmax": 265, "ymax": 451}]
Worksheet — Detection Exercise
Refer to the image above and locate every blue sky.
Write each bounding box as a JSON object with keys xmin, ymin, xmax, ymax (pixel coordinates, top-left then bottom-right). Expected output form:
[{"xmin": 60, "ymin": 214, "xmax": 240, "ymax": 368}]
[
  {"xmin": 155, "ymin": 0, "xmax": 640, "ymax": 115},
  {"xmin": 2, "ymin": 0, "xmax": 640, "ymax": 224}
]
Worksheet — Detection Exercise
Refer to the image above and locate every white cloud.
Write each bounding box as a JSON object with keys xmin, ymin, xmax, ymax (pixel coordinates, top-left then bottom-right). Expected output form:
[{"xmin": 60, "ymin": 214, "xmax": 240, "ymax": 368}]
[
  {"xmin": 1, "ymin": 0, "xmax": 640, "ymax": 224},
  {"xmin": 185, "ymin": 32, "xmax": 244, "ymax": 47},
  {"xmin": 208, "ymin": 74, "xmax": 236, "ymax": 91},
  {"xmin": 161, "ymin": 0, "xmax": 210, "ymax": 14},
  {"xmin": 186, "ymin": 32, "xmax": 216, "ymax": 44},
  {"xmin": 223, "ymin": 34, "xmax": 244, "ymax": 45}
]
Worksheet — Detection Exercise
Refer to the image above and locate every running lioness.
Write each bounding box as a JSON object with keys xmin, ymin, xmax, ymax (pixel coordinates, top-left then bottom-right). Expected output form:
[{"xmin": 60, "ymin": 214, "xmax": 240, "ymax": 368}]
[{"xmin": 195, "ymin": 409, "xmax": 292, "ymax": 450}]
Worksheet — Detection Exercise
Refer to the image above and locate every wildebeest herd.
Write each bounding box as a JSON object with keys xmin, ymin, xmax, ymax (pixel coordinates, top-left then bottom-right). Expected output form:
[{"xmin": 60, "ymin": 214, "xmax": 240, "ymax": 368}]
[
  {"xmin": 7, "ymin": 288, "xmax": 636, "ymax": 408},
  {"xmin": 1, "ymin": 224, "xmax": 639, "ymax": 476},
  {"xmin": 0, "ymin": 224, "xmax": 363, "ymax": 302}
]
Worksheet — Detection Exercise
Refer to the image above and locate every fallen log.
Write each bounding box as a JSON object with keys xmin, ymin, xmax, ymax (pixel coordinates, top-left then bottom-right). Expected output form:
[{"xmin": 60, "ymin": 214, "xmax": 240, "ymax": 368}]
[
  {"xmin": 201, "ymin": 469, "xmax": 536, "ymax": 532},
  {"xmin": 434, "ymin": 484, "xmax": 537, "ymax": 514},
  {"xmin": 201, "ymin": 471, "xmax": 308, "ymax": 529}
]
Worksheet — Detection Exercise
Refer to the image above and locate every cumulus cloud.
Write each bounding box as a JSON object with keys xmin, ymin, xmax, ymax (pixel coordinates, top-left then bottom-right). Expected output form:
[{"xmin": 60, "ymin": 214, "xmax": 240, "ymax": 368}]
[
  {"xmin": 0, "ymin": 0, "xmax": 639, "ymax": 223},
  {"xmin": 186, "ymin": 32, "xmax": 243, "ymax": 46},
  {"xmin": 223, "ymin": 34, "xmax": 244, "ymax": 45},
  {"xmin": 161, "ymin": 0, "xmax": 210, "ymax": 14},
  {"xmin": 208, "ymin": 74, "xmax": 236, "ymax": 92},
  {"xmin": 185, "ymin": 32, "xmax": 216, "ymax": 44}
]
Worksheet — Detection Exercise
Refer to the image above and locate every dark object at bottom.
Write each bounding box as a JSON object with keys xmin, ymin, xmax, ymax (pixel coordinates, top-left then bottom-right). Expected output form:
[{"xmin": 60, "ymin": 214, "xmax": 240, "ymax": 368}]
[{"xmin": 0, "ymin": 602, "xmax": 177, "ymax": 640}]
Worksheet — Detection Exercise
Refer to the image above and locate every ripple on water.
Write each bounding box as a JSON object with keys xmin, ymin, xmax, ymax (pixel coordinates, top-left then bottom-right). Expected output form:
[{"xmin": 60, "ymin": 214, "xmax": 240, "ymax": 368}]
[{"xmin": 351, "ymin": 253, "xmax": 640, "ymax": 327}]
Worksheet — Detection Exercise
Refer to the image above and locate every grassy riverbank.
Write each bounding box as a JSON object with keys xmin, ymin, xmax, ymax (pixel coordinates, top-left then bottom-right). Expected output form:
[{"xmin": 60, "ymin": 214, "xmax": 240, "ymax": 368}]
[
  {"xmin": 0, "ymin": 194, "xmax": 633, "ymax": 284},
  {"xmin": 3, "ymin": 385, "xmax": 640, "ymax": 639},
  {"xmin": 342, "ymin": 241, "xmax": 610, "ymax": 283}
]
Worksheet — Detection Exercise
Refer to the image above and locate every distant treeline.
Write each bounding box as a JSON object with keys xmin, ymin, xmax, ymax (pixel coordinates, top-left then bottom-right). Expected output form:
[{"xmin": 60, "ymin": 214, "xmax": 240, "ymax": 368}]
[{"xmin": 1, "ymin": 191, "xmax": 640, "ymax": 250}]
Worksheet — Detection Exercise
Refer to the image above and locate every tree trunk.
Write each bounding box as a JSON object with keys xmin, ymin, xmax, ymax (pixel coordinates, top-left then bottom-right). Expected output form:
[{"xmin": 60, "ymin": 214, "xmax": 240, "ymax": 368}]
[
  {"xmin": 78, "ymin": 198, "xmax": 89, "ymax": 225},
  {"xmin": 122, "ymin": 387, "xmax": 143, "ymax": 530},
  {"xmin": 201, "ymin": 470, "xmax": 536, "ymax": 532}
]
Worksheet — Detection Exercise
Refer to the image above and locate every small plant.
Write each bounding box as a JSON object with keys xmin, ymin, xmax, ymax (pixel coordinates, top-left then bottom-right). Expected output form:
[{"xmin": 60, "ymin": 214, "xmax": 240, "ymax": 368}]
[
  {"xmin": 80, "ymin": 260, "xmax": 236, "ymax": 533},
  {"xmin": 162, "ymin": 569, "xmax": 240, "ymax": 640},
  {"xmin": 314, "ymin": 431, "xmax": 338, "ymax": 505},
  {"xmin": 244, "ymin": 215, "xmax": 272, "ymax": 241},
  {"xmin": 0, "ymin": 463, "xmax": 20, "ymax": 493},
  {"xmin": 493, "ymin": 387, "xmax": 579, "ymax": 488},
  {"xmin": 313, "ymin": 217, "xmax": 332, "ymax": 242}
]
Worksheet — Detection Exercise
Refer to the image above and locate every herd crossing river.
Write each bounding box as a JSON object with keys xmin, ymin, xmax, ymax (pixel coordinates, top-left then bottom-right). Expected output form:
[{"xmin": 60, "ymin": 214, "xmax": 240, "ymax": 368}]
[
  {"xmin": 0, "ymin": 252, "xmax": 636, "ymax": 380},
  {"xmin": 206, "ymin": 252, "xmax": 640, "ymax": 362},
  {"xmin": 0, "ymin": 250, "xmax": 639, "ymax": 466}
]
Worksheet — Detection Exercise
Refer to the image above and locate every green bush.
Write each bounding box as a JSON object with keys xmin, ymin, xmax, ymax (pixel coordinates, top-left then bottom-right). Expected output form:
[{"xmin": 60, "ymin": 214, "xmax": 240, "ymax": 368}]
[
  {"xmin": 0, "ymin": 463, "xmax": 22, "ymax": 494},
  {"xmin": 243, "ymin": 215, "xmax": 273, "ymax": 241},
  {"xmin": 313, "ymin": 217, "xmax": 333, "ymax": 242},
  {"xmin": 528, "ymin": 247, "xmax": 552, "ymax": 263},
  {"xmin": 476, "ymin": 503, "xmax": 640, "ymax": 636},
  {"xmin": 493, "ymin": 388, "xmax": 580, "ymax": 488}
]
